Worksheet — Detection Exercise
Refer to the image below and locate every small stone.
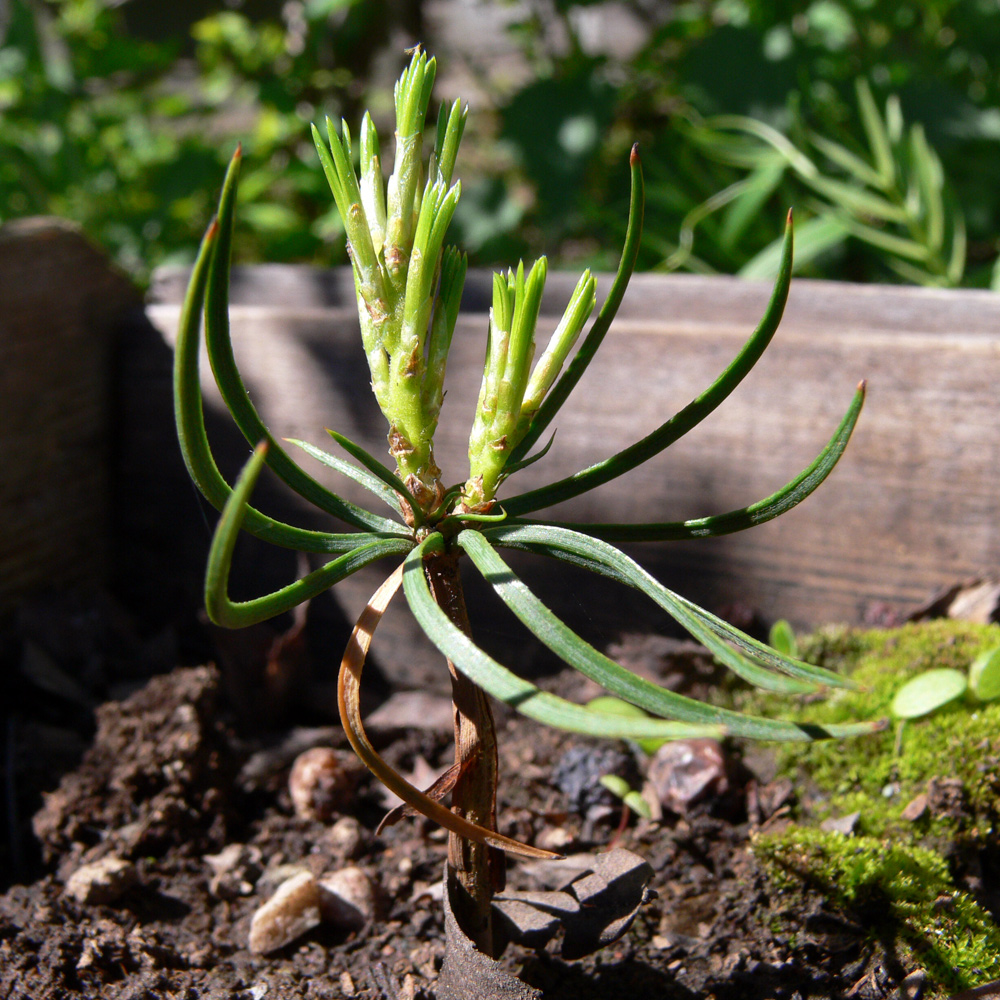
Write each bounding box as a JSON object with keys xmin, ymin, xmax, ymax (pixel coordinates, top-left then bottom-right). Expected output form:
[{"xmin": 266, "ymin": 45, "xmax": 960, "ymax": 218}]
[
  {"xmin": 65, "ymin": 856, "xmax": 138, "ymax": 905},
  {"xmin": 552, "ymin": 745, "xmax": 640, "ymax": 815},
  {"xmin": 536, "ymin": 826, "xmax": 575, "ymax": 852},
  {"xmin": 492, "ymin": 895, "xmax": 565, "ymax": 949},
  {"xmin": 327, "ymin": 816, "xmax": 364, "ymax": 857},
  {"xmin": 204, "ymin": 843, "xmax": 263, "ymax": 899},
  {"xmin": 248, "ymin": 871, "xmax": 322, "ymax": 954},
  {"xmin": 411, "ymin": 880, "xmax": 444, "ymax": 903},
  {"xmin": 901, "ymin": 792, "xmax": 928, "ymax": 822},
  {"xmin": 558, "ymin": 849, "xmax": 655, "ymax": 960},
  {"xmin": 257, "ymin": 863, "xmax": 312, "ymax": 896},
  {"xmin": 647, "ymin": 739, "xmax": 728, "ymax": 815},
  {"xmin": 820, "ymin": 811, "xmax": 860, "ymax": 836},
  {"xmin": 897, "ymin": 969, "xmax": 927, "ymax": 1000},
  {"xmin": 747, "ymin": 777, "xmax": 794, "ymax": 824},
  {"xmin": 946, "ymin": 580, "xmax": 1000, "ymax": 624},
  {"xmin": 317, "ymin": 866, "xmax": 377, "ymax": 930},
  {"xmin": 288, "ymin": 747, "xmax": 359, "ymax": 822}
]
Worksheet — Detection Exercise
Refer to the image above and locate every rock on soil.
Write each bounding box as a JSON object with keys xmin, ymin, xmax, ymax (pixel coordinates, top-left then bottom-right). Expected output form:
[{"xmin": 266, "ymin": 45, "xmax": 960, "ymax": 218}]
[
  {"xmin": 64, "ymin": 856, "xmax": 138, "ymax": 905},
  {"xmin": 248, "ymin": 870, "xmax": 323, "ymax": 954}
]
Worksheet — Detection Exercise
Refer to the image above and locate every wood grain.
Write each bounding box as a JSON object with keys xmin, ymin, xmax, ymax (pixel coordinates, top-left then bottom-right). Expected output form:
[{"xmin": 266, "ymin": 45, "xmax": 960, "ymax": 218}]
[
  {"xmin": 145, "ymin": 266, "xmax": 1000, "ymax": 684},
  {"xmin": 0, "ymin": 219, "xmax": 140, "ymax": 611}
]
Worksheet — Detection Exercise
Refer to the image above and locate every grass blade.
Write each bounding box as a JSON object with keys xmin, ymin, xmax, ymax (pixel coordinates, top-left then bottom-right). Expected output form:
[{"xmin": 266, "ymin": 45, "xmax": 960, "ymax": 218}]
[
  {"xmin": 205, "ymin": 147, "xmax": 402, "ymax": 534},
  {"xmin": 720, "ymin": 155, "xmax": 787, "ymax": 249},
  {"xmin": 483, "ymin": 524, "xmax": 857, "ymax": 694},
  {"xmin": 808, "ymin": 130, "xmax": 884, "ymax": 189},
  {"xmin": 909, "ymin": 124, "xmax": 945, "ymax": 253},
  {"xmin": 205, "ymin": 443, "xmax": 413, "ymax": 628},
  {"xmin": 403, "ymin": 537, "xmax": 724, "ymax": 740},
  {"xmin": 523, "ymin": 380, "xmax": 865, "ymax": 542},
  {"xmin": 458, "ymin": 531, "xmax": 875, "ymax": 741},
  {"xmin": 500, "ymin": 431, "xmax": 557, "ymax": 480},
  {"xmin": 856, "ymin": 79, "xmax": 895, "ymax": 187},
  {"xmin": 326, "ymin": 429, "xmax": 419, "ymax": 515},
  {"xmin": 173, "ymin": 214, "xmax": 398, "ymax": 553},
  {"xmin": 804, "ymin": 174, "xmax": 909, "ymax": 224},
  {"xmin": 946, "ymin": 192, "xmax": 967, "ymax": 287},
  {"xmin": 503, "ymin": 213, "xmax": 794, "ymax": 517},
  {"xmin": 287, "ymin": 437, "xmax": 404, "ymax": 516},
  {"xmin": 838, "ymin": 214, "xmax": 933, "ymax": 263},
  {"xmin": 739, "ymin": 214, "xmax": 849, "ymax": 281},
  {"xmin": 506, "ymin": 144, "xmax": 644, "ymax": 465}
]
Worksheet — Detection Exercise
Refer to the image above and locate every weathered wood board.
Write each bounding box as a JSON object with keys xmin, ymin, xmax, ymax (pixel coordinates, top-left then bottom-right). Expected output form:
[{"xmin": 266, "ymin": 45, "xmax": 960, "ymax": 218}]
[
  {"xmin": 0, "ymin": 220, "xmax": 141, "ymax": 613},
  {"xmin": 145, "ymin": 265, "xmax": 1000, "ymax": 686}
]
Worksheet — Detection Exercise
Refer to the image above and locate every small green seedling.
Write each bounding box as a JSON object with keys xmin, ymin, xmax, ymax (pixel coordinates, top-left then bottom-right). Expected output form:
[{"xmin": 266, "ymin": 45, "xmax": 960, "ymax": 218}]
[
  {"xmin": 769, "ymin": 619, "xmax": 800, "ymax": 659},
  {"xmin": 174, "ymin": 48, "xmax": 877, "ymax": 967},
  {"xmin": 598, "ymin": 774, "xmax": 653, "ymax": 820},
  {"xmin": 889, "ymin": 647, "xmax": 1000, "ymax": 758},
  {"xmin": 586, "ymin": 695, "xmax": 669, "ymax": 756},
  {"xmin": 968, "ymin": 646, "xmax": 1000, "ymax": 702},
  {"xmin": 891, "ymin": 668, "xmax": 968, "ymax": 720},
  {"xmin": 891, "ymin": 645, "xmax": 1000, "ymax": 722}
]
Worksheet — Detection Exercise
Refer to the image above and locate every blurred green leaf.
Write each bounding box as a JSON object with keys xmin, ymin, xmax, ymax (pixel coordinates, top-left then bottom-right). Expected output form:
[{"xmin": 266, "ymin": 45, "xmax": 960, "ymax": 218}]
[
  {"xmin": 5, "ymin": 0, "xmax": 999, "ymax": 285},
  {"xmin": 587, "ymin": 697, "xmax": 668, "ymax": 756},
  {"xmin": 739, "ymin": 215, "xmax": 849, "ymax": 280},
  {"xmin": 969, "ymin": 647, "xmax": 1000, "ymax": 703},
  {"xmin": 769, "ymin": 620, "xmax": 799, "ymax": 659},
  {"xmin": 891, "ymin": 669, "xmax": 968, "ymax": 720}
]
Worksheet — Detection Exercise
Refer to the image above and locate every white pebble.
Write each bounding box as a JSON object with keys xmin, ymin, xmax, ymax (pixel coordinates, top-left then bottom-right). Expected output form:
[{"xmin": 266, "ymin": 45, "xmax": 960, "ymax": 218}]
[
  {"xmin": 317, "ymin": 866, "xmax": 377, "ymax": 930},
  {"xmin": 248, "ymin": 871, "xmax": 322, "ymax": 954},
  {"xmin": 327, "ymin": 816, "xmax": 364, "ymax": 857},
  {"xmin": 288, "ymin": 747, "xmax": 357, "ymax": 822}
]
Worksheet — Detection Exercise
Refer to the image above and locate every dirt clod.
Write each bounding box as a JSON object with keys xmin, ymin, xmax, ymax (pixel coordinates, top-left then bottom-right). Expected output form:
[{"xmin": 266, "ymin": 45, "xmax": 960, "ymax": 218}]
[{"xmin": 64, "ymin": 856, "xmax": 138, "ymax": 905}]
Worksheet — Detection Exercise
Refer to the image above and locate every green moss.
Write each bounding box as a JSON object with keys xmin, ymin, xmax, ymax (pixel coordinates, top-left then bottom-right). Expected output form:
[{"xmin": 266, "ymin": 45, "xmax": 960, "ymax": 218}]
[
  {"xmin": 740, "ymin": 621, "xmax": 1000, "ymax": 843},
  {"xmin": 737, "ymin": 621, "xmax": 1000, "ymax": 996},
  {"xmin": 754, "ymin": 828, "xmax": 1000, "ymax": 992}
]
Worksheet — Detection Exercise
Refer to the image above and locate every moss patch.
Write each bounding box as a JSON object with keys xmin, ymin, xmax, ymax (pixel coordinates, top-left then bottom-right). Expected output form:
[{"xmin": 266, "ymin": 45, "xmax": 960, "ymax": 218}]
[
  {"xmin": 741, "ymin": 620, "xmax": 1000, "ymax": 843},
  {"xmin": 738, "ymin": 621, "xmax": 1000, "ymax": 996},
  {"xmin": 754, "ymin": 828, "xmax": 1000, "ymax": 991}
]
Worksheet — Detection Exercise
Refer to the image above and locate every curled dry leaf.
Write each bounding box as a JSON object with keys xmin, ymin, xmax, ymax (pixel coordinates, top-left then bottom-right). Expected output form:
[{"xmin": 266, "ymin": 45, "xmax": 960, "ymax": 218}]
[{"xmin": 336, "ymin": 564, "xmax": 558, "ymax": 862}]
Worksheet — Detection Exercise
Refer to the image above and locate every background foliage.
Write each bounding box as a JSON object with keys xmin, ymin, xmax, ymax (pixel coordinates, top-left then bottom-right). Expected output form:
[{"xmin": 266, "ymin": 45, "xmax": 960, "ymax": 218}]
[{"xmin": 2, "ymin": 0, "xmax": 998, "ymax": 287}]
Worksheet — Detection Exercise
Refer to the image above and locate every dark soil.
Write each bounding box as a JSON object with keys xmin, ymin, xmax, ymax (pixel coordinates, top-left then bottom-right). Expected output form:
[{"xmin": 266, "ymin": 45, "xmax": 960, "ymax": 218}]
[{"xmin": 1, "ymin": 595, "xmax": 929, "ymax": 1000}]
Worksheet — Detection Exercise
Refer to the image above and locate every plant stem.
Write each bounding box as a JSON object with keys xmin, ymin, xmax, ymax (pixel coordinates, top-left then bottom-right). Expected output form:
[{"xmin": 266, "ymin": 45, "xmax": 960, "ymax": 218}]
[{"xmin": 424, "ymin": 548, "xmax": 505, "ymax": 956}]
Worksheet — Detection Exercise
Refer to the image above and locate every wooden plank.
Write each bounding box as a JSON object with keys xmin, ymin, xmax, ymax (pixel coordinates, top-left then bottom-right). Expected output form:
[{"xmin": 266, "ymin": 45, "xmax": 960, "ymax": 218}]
[
  {"xmin": 0, "ymin": 219, "xmax": 141, "ymax": 612},
  {"xmin": 146, "ymin": 266, "xmax": 1000, "ymax": 685}
]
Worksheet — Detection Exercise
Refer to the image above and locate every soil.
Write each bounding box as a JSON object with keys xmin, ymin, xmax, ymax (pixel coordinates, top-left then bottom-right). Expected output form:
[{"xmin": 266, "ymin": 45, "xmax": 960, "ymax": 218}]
[{"xmin": 0, "ymin": 592, "xmax": 949, "ymax": 1000}]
